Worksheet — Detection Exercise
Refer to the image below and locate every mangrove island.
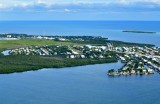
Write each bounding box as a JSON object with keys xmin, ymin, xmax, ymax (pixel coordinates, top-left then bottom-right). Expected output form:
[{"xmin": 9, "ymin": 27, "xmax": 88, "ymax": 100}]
[{"xmin": 123, "ymin": 30, "xmax": 156, "ymax": 34}]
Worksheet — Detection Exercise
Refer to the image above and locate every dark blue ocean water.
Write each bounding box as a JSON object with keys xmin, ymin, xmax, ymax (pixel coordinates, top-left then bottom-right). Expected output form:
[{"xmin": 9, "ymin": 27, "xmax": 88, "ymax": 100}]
[
  {"xmin": 0, "ymin": 21, "xmax": 160, "ymax": 46},
  {"xmin": 0, "ymin": 21, "xmax": 160, "ymax": 104}
]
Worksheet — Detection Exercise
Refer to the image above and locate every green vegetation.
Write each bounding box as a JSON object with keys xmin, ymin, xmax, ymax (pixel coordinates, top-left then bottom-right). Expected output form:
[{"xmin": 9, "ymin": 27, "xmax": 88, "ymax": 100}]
[
  {"xmin": 107, "ymin": 40, "xmax": 154, "ymax": 47},
  {"xmin": 0, "ymin": 35, "xmax": 156, "ymax": 74},
  {"xmin": 0, "ymin": 55, "xmax": 117, "ymax": 74},
  {"xmin": 123, "ymin": 30, "xmax": 156, "ymax": 34},
  {"xmin": 0, "ymin": 36, "xmax": 154, "ymax": 52},
  {"xmin": 0, "ymin": 39, "xmax": 75, "ymax": 51},
  {"xmin": 70, "ymin": 37, "xmax": 154, "ymax": 47}
]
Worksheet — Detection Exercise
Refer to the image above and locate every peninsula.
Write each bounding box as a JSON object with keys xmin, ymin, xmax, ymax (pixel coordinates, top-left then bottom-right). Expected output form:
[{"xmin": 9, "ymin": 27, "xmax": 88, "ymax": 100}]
[{"xmin": 0, "ymin": 33, "xmax": 159, "ymax": 75}]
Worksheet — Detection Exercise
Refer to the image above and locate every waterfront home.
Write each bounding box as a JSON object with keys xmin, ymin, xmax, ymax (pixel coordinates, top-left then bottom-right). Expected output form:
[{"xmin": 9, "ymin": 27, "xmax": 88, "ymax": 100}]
[
  {"xmin": 122, "ymin": 71, "xmax": 129, "ymax": 75},
  {"xmin": 108, "ymin": 71, "xmax": 120, "ymax": 76},
  {"xmin": 119, "ymin": 56, "xmax": 126, "ymax": 63},
  {"xmin": 147, "ymin": 68, "xmax": 154, "ymax": 74},
  {"xmin": 137, "ymin": 71, "xmax": 140, "ymax": 74},
  {"xmin": 142, "ymin": 69, "xmax": 147, "ymax": 74},
  {"xmin": 130, "ymin": 70, "xmax": 136, "ymax": 75},
  {"xmin": 122, "ymin": 66, "xmax": 128, "ymax": 71}
]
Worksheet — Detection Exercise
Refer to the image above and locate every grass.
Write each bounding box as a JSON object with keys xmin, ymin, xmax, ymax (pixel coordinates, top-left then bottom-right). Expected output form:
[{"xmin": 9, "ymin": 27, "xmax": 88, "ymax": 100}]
[
  {"xmin": 0, "ymin": 38, "xmax": 154, "ymax": 52},
  {"xmin": 0, "ymin": 37, "xmax": 154, "ymax": 74},
  {"xmin": 0, "ymin": 38, "xmax": 78, "ymax": 51},
  {"xmin": 0, "ymin": 38, "xmax": 118, "ymax": 74}
]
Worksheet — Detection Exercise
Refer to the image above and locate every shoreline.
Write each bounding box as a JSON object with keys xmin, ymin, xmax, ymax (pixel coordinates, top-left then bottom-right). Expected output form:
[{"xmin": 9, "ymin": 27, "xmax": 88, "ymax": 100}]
[
  {"xmin": 0, "ymin": 56, "xmax": 117, "ymax": 74},
  {"xmin": 0, "ymin": 34, "xmax": 159, "ymax": 75}
]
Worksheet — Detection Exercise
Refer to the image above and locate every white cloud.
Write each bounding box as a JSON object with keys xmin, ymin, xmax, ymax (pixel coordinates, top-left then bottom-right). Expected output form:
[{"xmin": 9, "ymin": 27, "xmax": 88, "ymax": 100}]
[
  {"xmin": 0, "ymin": 3, "xmax": 3, "ymax": 7},
  {"xmin": 14, "ymin": 2, "xmax": 31, "ymax": 8},
  {"xmin": 35, "ymin": 0, "xmax": 56, "ymax": 5},
  {"xmin": 64, "ymin": 8, "xmax": 71, "ymax": 12},
  {"xmin": 1, "ymin": 0, "xmax": 160, "ymax": 6},
  {"xmin": 37, "ymin": 0, "xmax": 46, "ymax": 4},
  {"xmin": 0, "ymin": 3, "xmax": 6, "ymax": 9},
  {"xmin": 0, "ymin": 0, "xmax": 160, "ymax": 12}
]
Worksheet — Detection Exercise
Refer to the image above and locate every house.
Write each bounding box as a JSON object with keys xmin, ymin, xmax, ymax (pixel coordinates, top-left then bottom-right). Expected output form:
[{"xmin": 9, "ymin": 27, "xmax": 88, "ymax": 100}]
[
  {"xmin": 84, "ymin": 45, "xmax": 93, "ymax": 49},
  {"xmin": 7, "ymin": 35, "xmax": 12, "ymax": 38},
  {"xmin": 70, "ymin": 55, "xmax": 75, "ymax": 58},
  {"xmin": 130, "ymin": 70, "xmax": 136, "ymax": 75},
  {"xmin": 100, "ymin": 46, "xmax": 106, "ymax": 50},
  {"xmin": 72, "ymin": 51, "xmax": 79, "ymax": 55},
  {"xmin": 81, "ymin": 55, "xmax": 85, "ymax": 58},
  {"xmin": 142, "ymin": 69, "xmax": 147, "ymax": 74},
  {"xmin": 147, "ymin": 68, "xmax": 154, "ymax": 74},
  {"xmin": 37, "ymin": 36, "xmax": 43, "ymax": 39},
  {"xmin": 59, "ymin": 38, "xmax": 66, "ymax": 41}
]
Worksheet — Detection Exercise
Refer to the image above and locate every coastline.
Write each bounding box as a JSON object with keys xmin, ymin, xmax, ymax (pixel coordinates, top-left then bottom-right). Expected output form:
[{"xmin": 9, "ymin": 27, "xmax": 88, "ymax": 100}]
[
  {"xmin": 0, "ymin": 34, "xmax": 159, "ymax": 75},
  {"xmin": 0, "ymin": 55, "xmax": 117, "ymax": 74}
]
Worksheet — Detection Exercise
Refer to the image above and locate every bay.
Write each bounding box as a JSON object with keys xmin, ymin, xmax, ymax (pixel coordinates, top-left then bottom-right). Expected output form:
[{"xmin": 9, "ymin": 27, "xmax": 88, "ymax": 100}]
[
  {"xmin": 0, "ymin": 21, "xmax": 160, "ymax": 104},
  {"xmin": 1, "ymin": 62, "xmax": 160, "ymax": 104}
]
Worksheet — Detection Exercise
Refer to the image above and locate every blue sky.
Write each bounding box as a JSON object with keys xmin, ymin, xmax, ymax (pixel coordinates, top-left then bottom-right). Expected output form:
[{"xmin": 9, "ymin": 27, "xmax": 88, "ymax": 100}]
[{"xmin": 0, "ymin": 0, "xmax": 160, "ymax": 20}]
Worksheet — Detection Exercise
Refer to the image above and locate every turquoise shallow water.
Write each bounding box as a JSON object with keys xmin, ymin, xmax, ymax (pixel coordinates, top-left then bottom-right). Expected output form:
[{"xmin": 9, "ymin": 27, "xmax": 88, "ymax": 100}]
[{"xmin": 0, "ymin": 62, "xmax": 160, "ymax": 104}]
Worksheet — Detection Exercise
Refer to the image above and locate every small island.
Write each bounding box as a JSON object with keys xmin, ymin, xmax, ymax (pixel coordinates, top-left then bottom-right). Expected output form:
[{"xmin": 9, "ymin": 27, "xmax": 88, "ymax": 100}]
[
  {"xmin": 123, "ymin": 30, "xmax": 156, "ymax": 34},
  {"xmin": 0, "ymin": 33, "xmax": 159, "ymax": 75}
]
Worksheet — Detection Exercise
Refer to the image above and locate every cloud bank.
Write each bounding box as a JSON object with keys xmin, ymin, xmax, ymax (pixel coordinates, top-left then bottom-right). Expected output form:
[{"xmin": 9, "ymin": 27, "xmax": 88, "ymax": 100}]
[
  {"xmin": 0, "ymin": 0, "xmax": 160, "ymax": 13},
  {"xmin": 0, "ymin": 0, "xmax": 160, "ymax": 20}
]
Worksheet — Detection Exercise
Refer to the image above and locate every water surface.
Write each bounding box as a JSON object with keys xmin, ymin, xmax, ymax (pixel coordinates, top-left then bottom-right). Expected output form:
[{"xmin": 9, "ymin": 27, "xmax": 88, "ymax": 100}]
[
  {"xmin": 0, "ymin": 21, "xmax": 160, "ymax": 46},
  {"xmin": 0, "ymin": 62, "xmax": 160, "ymax": 104},
  {"xmin": 0, "ymin": 21, "xmax": 160, "ymax": 104}
]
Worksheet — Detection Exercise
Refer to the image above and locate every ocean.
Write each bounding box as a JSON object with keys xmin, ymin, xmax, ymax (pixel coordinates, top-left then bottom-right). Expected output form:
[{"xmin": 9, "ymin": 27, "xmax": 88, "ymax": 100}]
[
  {"xmin": 0, "ymin": 21, "xmax": 160, "ymax": 104},
  {"xmin": 0, "ymin": 21, "xmax": 160, "ymax": 46}
]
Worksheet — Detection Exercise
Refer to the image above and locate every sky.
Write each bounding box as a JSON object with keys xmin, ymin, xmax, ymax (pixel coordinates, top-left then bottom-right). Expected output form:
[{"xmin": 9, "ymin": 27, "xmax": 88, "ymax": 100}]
[{"xmin": 0, "ymin": 0, "xmax": 160, "ymax": 20}]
